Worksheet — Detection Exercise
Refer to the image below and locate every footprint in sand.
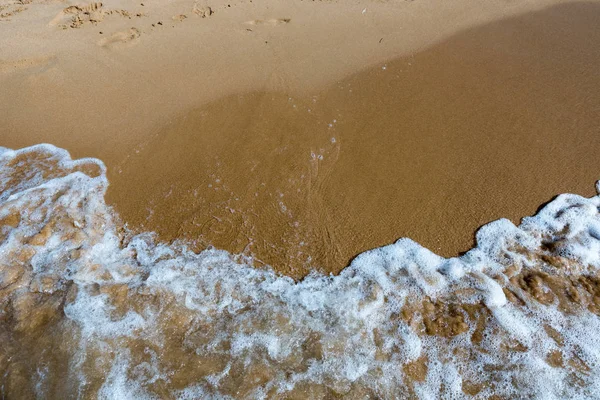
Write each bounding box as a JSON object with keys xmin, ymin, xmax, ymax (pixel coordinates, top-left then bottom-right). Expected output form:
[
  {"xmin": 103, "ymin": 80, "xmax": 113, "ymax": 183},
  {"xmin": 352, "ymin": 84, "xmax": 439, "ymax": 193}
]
[
  {"xmin": 49, "ymin": 2, "xmax": 134, "ymax": 29},
  {"xmin": 97, "ymin": 27, "xmax": 141, "ymax": 47},
  {"xmin": 245, "ymin": 18, "xmax": 291, "ymax": 26},
  {"xmin": 0, "ymin": 56, "xmax": 56, "ymax": 73},
  {"xmin": 192, "ymin": 3, "xmax": 212, "ymax": 18},
  {"xmin": 49, "ymin": 2, "xmax": 104, "ymax": 28},
  {"xmin": 0, "ymin": 5, "xmax": 27, "ymax": 20}
]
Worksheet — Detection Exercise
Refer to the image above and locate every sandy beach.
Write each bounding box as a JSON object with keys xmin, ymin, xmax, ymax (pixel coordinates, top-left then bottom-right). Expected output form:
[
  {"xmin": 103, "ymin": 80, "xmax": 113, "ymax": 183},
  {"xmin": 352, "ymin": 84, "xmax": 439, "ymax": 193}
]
[
  {"xmin": 2, "ymin": 0, "xmax": 600, "ymax": 397},
  {"xmin": 3, "ymin": 0, "xmax": 599, "ymax": 277}
]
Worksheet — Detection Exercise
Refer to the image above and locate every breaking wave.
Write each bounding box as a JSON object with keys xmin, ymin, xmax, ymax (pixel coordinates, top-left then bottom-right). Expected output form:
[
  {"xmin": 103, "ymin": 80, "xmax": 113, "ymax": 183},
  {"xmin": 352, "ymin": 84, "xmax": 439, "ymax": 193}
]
[{"xmin": 2, "ymin": 144, "xmax": 600, "ymax": 399}]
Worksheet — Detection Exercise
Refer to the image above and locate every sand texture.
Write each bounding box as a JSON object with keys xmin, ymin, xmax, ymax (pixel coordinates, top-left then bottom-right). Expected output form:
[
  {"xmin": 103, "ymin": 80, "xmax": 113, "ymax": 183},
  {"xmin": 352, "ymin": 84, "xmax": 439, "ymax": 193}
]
[
  {"xmin": 2, "ymin": 144, "xmax": 600, "ymax": 398},
  {"xmin": 1, "ymin": 0, "xmax": 600, "ymax": 278},
  {"xmin": 3, "ymin": 0, "xmax": 600, "ymax": 398}
]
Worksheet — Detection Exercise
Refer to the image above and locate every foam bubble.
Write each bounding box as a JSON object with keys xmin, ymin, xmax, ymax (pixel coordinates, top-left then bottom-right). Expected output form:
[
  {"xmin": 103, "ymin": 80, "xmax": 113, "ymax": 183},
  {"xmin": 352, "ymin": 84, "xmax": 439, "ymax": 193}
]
[{"xmin": 1, "ymin": 144, "xmax": 600, "ymax": 399}]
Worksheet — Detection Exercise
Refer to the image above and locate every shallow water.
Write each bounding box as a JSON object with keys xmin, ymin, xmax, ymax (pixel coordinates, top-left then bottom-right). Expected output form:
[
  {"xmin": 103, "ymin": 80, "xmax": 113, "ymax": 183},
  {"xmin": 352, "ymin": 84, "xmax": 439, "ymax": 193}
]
[
  {"xmin": 104, "ymin": 2, "xmax": 600, "ymax": 278},
  {"xmin": 2, "ymin": 144, "xmax": 600, "ymax": 399}
]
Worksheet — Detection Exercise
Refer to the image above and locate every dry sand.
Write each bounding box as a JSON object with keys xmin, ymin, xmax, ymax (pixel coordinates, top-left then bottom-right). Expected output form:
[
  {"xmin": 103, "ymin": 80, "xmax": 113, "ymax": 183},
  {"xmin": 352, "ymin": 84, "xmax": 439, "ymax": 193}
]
[{"xmin": 1, "ymin": 0, "xmax": 599, "ymax": 278}]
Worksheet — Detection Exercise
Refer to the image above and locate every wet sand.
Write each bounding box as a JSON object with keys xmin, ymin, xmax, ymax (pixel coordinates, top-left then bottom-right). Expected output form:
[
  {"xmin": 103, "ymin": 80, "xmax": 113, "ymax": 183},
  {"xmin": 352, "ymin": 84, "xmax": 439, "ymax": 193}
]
[
  {"xmin": 2, "ymin": 1, "xmax": 600, "ymax": 397},
  {"xmin": 1, "ymin": 0, "xmax": 600, "ymax": 278},
  {"xmin": 107, "ymin": 3, "xmax": 600, "ymax": 277}
]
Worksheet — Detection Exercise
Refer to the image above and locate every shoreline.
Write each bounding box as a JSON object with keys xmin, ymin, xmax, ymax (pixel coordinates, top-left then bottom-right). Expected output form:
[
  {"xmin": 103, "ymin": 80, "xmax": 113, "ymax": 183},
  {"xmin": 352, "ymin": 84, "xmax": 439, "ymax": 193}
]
[
  {"xmin": 1, "ymin": 0, "xmax": 600, "ymax": 277},
  {"xmin": 3, "ymin": 0, "xmax": 600, "ymax": 396},
  {"xmin": 109, "ymin": 2, "xmax": 600, "ymax": 277},
  {"xmin": 2, "ymin": 142, "xmax": 600, "ymax": 397}
]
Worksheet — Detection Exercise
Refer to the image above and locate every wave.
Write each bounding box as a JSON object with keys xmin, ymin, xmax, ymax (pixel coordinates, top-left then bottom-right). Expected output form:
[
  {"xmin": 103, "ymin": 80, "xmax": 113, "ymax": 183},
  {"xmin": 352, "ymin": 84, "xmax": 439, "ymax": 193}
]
[{"xmin": 1, "ymin": 144, "xmax": 600, "ymax": 399}]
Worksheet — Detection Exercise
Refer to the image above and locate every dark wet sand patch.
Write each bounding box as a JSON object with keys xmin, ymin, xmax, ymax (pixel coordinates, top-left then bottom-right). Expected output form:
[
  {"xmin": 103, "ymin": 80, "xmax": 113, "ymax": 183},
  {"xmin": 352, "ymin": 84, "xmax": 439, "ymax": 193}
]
[{"xmin": 107, "ymin": 2, "xmax": 600, "ymax": 278}]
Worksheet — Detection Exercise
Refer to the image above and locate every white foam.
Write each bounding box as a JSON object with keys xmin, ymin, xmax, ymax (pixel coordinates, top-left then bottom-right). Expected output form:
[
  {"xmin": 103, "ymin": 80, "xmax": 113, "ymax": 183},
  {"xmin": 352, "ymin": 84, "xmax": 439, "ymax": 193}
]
[{"xmin": 2, "ymin": 144, "xmax": 600, "ymax": 398}]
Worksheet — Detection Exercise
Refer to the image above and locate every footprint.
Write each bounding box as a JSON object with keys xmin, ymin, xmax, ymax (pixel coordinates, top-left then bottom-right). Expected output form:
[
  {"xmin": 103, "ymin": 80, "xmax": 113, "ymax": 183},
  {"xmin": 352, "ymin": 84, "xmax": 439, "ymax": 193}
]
[
  {"xmin": 49, "ymin": 3, "xmax": 133, "ymax": 29},
  {"xmin": 0, "ymin": 56, "xmax": 56, "ymax": 73},
  {"xmin": 245, "ymin": 18, "xmax": 290, "ymax": 26},
  {"xmin": 172, "ymin": 14, "xmax": 187, "ymax": 22},
  {"xmin": 49, "ymin": 2, "xmax": 104, "ymax": 28},
  {"xmin": 0, "ymin": 5, "xmax": 27, "ymax": 19},
  {"xmin": 192, "ymin": 3, "xmax": 212, "ymax": 18},
  {"xmin": 97, "ymin": 27, "xmax": 141, "ymax": 47}
]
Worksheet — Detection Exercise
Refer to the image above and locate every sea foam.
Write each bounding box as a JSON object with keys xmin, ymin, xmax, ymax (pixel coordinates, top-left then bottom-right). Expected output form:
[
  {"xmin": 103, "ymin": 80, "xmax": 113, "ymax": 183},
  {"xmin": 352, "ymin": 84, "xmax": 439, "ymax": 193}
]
[{"xmin": 1, "ymin": 144, "xmax": 600, "ymax": 399}]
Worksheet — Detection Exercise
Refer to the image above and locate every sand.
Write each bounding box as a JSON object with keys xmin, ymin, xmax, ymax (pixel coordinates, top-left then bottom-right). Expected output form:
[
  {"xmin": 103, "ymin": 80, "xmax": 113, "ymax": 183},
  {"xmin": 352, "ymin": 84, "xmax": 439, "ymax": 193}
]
[
  {"xmin": 1, "ymin": 0, "xmax": 600, "ymax": 278},
  {"xmin": 4, "ymin": 144, "xmax": 600, "ymax": 397},
  {"xmin": 3, "ymin": 0, "xmax": 600, "ymax": 397}
]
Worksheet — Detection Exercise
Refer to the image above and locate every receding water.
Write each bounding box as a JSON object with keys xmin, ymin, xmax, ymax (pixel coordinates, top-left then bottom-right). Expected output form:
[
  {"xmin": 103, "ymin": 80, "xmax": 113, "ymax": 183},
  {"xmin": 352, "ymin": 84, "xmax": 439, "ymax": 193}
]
[{"xmin": 2, "ymin": 144, "xmax": 600, "ymax": 399}]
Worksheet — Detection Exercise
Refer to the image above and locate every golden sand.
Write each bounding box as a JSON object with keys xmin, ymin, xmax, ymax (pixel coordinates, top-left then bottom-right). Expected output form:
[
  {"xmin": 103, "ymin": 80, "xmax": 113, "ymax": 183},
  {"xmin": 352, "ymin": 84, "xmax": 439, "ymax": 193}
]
[
  {"xmin": 2, "ymin": 144, "xmax": 600, "ymax": 398},
  {"xmin": 2, "ymin": 1, "xmax": 600, "ymax": 396},
  {"xmin": 1, "ymin": 0, "xmax": 599, "ymax": 278},
  {"xmin": 107, "ymin": 3, "xmax": 600, "ymax": 277}
]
